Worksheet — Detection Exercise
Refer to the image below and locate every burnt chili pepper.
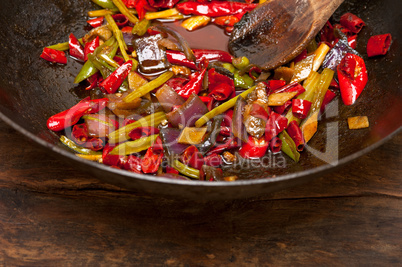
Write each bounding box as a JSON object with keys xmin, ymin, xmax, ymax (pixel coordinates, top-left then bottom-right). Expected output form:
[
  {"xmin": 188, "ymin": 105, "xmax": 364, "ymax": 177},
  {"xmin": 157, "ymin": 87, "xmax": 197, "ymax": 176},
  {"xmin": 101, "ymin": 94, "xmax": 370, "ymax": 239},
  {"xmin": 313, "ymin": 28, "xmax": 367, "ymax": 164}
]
[
  {"xmin": 176, "ymin": 1, "xmax": 257, "ymax": 17},
  {"xmin": 367, "ymin": 34, "xmax": 392, "ymax": 57},
  {"xmin": 198, "ymin": 115, "xmax": 223, "ymax": 155},
  {"xmin": 69, "ymin": 33, "xmax": 85, "ymax": 61},
  {"xmin": 47, "ymin": 97, "xmax": 109, "ymax": 131},
  {"xmin": 337, "ymin": 53, "xmax": 368, "ymax": 105},
  {"xmin": 84, "ymin": 36, "xmax": 100, "ymax": 61},
  {"xmin": 339, "ymin": 12, "xmax": 365, "ymax": 34},
  {"xmin": 292, "ymin": 99, "xmax": 312, "ymax": 120},
  {"xmin": 99, "ymin": 60, "xmax": 133, "ymax": 94},
  {"xmin": 40, "ymin": 47, "xmax": 67, "ymax": 64},
  {"xmin": 175, "ymin": 68, "xmax": 207, "ymax": 99},
  {"xmin": 269, "ymin": 136, "xmax": 282, "ymax": 153},
  {"xmin": 286, "ymin": 120, "xmax": 305, "ymax": 152},
  {"xmin": 87, "ymin": 17, "xmax": 104, "ymax": 28}
]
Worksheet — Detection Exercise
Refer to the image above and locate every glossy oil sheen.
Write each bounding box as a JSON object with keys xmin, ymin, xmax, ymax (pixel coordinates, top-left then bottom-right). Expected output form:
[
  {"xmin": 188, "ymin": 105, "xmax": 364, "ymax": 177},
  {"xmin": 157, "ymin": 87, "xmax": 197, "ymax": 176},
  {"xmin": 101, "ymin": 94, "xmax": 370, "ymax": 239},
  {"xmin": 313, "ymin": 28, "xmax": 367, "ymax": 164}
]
[{"xmin": 0, "ymin": 0, "xmax": 400, "ymax": 200}]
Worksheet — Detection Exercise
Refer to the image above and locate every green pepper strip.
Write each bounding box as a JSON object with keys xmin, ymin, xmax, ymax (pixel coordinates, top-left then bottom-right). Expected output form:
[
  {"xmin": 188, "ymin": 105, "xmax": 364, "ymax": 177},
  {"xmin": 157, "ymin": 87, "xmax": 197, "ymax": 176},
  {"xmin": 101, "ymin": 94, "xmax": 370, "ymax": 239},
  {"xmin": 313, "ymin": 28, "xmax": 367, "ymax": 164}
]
[
  {"xmin": 132, "ymin": 19, "xmax": 151, "ymax": 36},
  {"xmin": 123, "ymin": 71, "xmax": 174, "ymax": 103},
  {"xmin": 195, "ymin": 85, "xmax": 256, "ymax": 128},
  {"xmin": 74, "ymin": 37, "xmax": 117, "ymax": 84},
  {"xmin": 47, "ymin": 38, "xmax": 83, "ymax": 51},
  {"xmin": 88, "ymin": 53, "xmax": 113, "ymax": 78},
  {"xmin": 109, "ymin": 134, "xmax": 159, "ymax": 155},
  {"xmin": 111, "ymin": 0, "xmax": 139, "ymax": 24},
  {"xmin": 60, "ymin": 135, "xmax": 102, "ymax": 155},
  {"xmin": 234, "ymin": 71, "xmax": 254, "ymax": 89},
  {"xmin": 92, "ymin": 0, "xmax": 117, "ymax": 9},
  {"xmin": 279, "ymin": 130, "xmax": 300, "ymax": 162},
  {"xmin": 105, "ymin": 14, "xmax": 130, "ymax": 62},
  {"xmin": 172, "ymin": 160, "xmax": 200, "ymax": 179},
  {"xmin": 232, "ymin": 56, "xmax": 249, "ymax": 70},
  {"xmin": 108, "ymin": 111, "xmax": 167, "ymax": 144}
]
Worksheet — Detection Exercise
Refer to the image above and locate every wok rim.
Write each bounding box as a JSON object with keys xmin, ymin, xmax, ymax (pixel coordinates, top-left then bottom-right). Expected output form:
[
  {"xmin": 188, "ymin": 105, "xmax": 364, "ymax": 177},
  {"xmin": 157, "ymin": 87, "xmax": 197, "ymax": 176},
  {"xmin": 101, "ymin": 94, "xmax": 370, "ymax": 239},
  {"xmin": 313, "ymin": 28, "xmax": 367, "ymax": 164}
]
[{"xmin": 1, "ymin": 110, "xmax": 400, "ymax": 189}]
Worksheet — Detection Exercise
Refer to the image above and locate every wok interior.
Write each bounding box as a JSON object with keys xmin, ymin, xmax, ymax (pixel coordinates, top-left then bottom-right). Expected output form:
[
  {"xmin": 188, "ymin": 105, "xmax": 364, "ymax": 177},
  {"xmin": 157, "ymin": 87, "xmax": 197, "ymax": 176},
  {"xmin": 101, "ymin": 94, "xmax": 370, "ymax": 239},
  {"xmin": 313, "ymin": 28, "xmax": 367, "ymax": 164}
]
[{"xmin": 0, "ymin": 0, "xmax": 400, "ymax": 194}]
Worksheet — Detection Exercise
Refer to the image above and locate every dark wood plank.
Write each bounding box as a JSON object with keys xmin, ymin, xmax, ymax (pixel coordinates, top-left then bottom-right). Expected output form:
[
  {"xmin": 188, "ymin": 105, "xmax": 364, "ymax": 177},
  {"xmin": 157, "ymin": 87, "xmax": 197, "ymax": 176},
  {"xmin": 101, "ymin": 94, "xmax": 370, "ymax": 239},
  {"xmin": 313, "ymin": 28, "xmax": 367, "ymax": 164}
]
[{"xmin": 0, "ymin": 121, "xmax": 400, "ymax": 266}]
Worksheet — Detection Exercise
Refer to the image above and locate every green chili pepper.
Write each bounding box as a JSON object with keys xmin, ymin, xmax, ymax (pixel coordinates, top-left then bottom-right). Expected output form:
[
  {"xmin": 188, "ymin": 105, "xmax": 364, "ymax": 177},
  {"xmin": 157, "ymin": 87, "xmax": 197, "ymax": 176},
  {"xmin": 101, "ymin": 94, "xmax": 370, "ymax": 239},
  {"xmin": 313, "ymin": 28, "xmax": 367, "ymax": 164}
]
[
  {"xmin": 172, "ymin": 160, "xmax": 200, "ymax": 179},
  {"xmin": 132, "ymin": 19, "xmax": 151, "ymax": 36},
  {"xmin": 91, "ymin": 0, "xmax": 117, "ymax": 9},
  {"xmin": 234, "ymin": 71, "xmax": 254, "ymax": 89},
  {"xmin": 105, "ymin": 14, "xmax": 130, "ymax": 62},
  {"xmin": 279, "ymin": 130, "xmax": 300, "ymax": 162},
  {"xmin": 109, "ymin": 134, "xmax": 159, "ymax": 155},
  {"xmin": 232, "ymin": 56, "xmax": 250, "ymax": 70},
  {"xmin": 74, "ymin": 37, "xmax": 117, "ymax": 84},
  {"xmin": 222, "ymin": 63, "xmax": 235, "ymax": 73},
  {"xmin": 60, "ymin": 135, "xmax": 102, "ymax": 155}
]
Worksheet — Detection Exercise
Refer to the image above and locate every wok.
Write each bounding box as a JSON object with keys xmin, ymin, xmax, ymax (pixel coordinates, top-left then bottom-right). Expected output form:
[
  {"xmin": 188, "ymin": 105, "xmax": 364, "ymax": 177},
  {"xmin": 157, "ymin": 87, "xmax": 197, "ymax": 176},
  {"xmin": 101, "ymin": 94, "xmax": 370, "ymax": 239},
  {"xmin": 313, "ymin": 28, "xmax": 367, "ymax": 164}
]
[{"xmin": 0, "ymin": 0, "xmax": 400, "ymax": 200}]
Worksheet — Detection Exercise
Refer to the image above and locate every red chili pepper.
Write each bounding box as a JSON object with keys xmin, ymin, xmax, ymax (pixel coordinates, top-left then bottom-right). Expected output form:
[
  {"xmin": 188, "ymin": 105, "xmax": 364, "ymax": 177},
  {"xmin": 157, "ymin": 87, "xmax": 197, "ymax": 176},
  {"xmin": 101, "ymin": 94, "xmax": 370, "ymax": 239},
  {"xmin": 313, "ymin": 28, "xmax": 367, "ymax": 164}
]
[
  {"xmin": 147, "ymin": 0, "xmax": 180, "ymax": 8},
  {"xmin": 249, "ymin": 103, "xmax": 269, "ymax": 121},
  {"xmin": 203, "ymin": 153, "xmax": 222, "ymax": 167},
  {"xmin": 213, "ymin": 15, "xmax": 240, "ymax": 27},
  {"xmin": 128, "ymin": 126, "xmax": 160, "ymax": 140},
  {"xmin": 69, "ymin": 33, "xmax": 85, "ymax": 61},
  {"xmin": 181, "ymin": 145, "xmax": 204, "ymax": 170},
  {"xmin": 248, "ymin": 66, "xmax": 262, "ymax": 80},
  {"xmin": 271, "ymin": 82, "xmax": 305, "ymax": 97},
  {"xmin": 113, "ymin": 56, "xmax": 125, "ymax": 66},
  {"xmin": 367, "ymin": 33, "xmax": 392, "ymax": 57},
  {"xmin": 166, "ymin": 49, "xmax": 233, "ymax": 70},
  {"xmin": 40, "ymin": 47, "xmax": 67, "ymax": 64},
  {"xmin": 86, "ymin": 72, "xmax": 103, "ymax": 90},
  {"xmin": 100, "ymin": 60, "xmax": 133, "ymax": 94},
  {"xmin": 339, "ymin": 13, "xmax": 365, "ymax": 34},
  {"xmin": 83, "ymin": 137, "xmax": 104, "ymax": 151},
  {"xmin": 71, "ymin": 123, "xmax": 89, "ymax": 145},
  {"xmin": 264, "ymin": 80, "xmax": 287, "ymax": 93},
  {"xmin": 269, "ymin": 136, "xmax": 282, "ymax": 153},
  {"xmin": 337, "ymin": 53, "xmax": 368, "ymax": 105},
  {"xmin": 292, "ymin": 99, "xmax": 312, "ymax": 120},
  {"xmin": 239, "ymin": 136, "xmax": 269, "ymax": 159},
  {"xmin": 219, "ymin": 126, "xmax": 231, "ymax": 137},
  {"xmin": 84, "ymin": 36, "xmax": 99, "ymax": 61},
  {"xmin": 46, "ymin": 97, "xmax": 108, "ymax": 131},
  {"xmin": 112, "ymin": 14, "xmax": 129, "ymax": 28},
  {"xmin": 141, "ymin": 146, "xmax": 163, "ymax": 173},
  {"xmin": 123, "ymin": 155, "xmax": 142, "ymax": 173},
  {"xmin": 347, "ymin": 35, "xmax": 357, "ymax": 49},
  {"xmin": 103, "ymin": 143, "xmax": 127, "ymax": 168},
  {"xmin": 273, "ymin": 100, "xmax": 292, "ymax": 115},
  {"xmin": 333, "ymin": 23, "xmax": 352, "ymax": 37},
  {"xmin": 265, "ymin": 111, "xmax": 288, "ymax": 141},
  {"xmin": 207, "ymin": 137, "xmax": 239, "ymax": 155},
  {"xmin": 122, "ymin": 0, "xmax": 136, "ymax": 8},
  {"xmin": 207, "ymin": 68, "xmax": 235, "ymax": 101},
  {"xmin": 133, "ymin": 0, "xmax": 155, "ymax": 20},
  {"xmin": 166, "ymin": 50, "xmax": 198, "ymax": 69},
  {"xmin": 329, "ymin": 78, "xmax": 339, "ymax": 90},
  {"xmin": 320, "ymin": 89, "xmax": 337, "ymax": 113},
  {"xmin": 222, "ymin": 109, "xmax": 233, "ymax": 127},
  {"xmin": 286, "ymin": 121, "xmax": 305, "ymax": 152},
  {"xmin": 87, "ymin": 17, "xmax": 104, "ymax": 28},
  {"xmin": 320, "ymin": 21, "xmax": 336, "ymax": 43},
  {"xmin": 176, "ymin": 1, "xmax": 257, "ymax": 17},
  {"xmin": 175, "ymin": 68, "xmax": 207, "ymax": 99},
  {"xmin": 166, "ymin": 166, "xmax": 179, "ymax": 174}
]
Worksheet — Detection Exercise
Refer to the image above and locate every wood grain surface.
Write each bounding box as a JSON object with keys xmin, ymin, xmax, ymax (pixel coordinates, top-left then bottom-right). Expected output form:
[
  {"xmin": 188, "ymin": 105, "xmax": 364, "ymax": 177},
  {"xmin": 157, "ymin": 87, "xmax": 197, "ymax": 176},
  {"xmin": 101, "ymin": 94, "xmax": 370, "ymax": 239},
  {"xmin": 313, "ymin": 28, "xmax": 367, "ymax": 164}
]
[{"xmin": 0, "ymin": 120, "xmax": 400, "ymax": 266}]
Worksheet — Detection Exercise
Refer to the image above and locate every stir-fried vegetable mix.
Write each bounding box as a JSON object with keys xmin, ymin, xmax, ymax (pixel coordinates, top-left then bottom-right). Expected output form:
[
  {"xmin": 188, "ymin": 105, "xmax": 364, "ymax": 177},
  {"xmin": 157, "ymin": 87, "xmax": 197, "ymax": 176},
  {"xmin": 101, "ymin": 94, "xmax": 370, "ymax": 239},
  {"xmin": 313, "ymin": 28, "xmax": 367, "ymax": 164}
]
[{"xmin": 41, "ymin": 0, "xmax": 392, "ymax": 181}]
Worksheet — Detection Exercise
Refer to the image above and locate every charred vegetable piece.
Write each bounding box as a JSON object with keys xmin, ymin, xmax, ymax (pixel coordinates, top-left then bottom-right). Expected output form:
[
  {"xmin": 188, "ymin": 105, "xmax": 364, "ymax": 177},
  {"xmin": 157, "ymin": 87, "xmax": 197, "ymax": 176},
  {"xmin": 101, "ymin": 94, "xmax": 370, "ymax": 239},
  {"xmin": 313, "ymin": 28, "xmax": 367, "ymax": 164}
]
[{"xmin": 134, "ymin": 34, "xmax": 170, "ymax": 74}]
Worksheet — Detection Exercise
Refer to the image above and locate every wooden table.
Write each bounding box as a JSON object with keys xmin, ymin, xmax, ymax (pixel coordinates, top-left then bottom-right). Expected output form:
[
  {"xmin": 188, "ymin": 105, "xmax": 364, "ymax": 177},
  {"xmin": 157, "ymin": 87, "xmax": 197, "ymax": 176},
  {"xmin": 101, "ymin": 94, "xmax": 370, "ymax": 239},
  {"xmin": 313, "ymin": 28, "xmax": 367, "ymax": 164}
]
[{"xmin": 0, "ymin": 120, "xmax": 400, "ymax": 266}]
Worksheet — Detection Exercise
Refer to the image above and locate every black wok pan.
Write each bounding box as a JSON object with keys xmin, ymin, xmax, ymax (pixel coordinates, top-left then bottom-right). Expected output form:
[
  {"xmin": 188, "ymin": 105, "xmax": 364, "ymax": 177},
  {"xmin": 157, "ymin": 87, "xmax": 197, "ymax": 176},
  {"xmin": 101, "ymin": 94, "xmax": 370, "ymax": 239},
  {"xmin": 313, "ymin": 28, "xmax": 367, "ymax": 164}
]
[{"xmin": 0, "ymin": 0, "xmax": 400, "ymax": 200}]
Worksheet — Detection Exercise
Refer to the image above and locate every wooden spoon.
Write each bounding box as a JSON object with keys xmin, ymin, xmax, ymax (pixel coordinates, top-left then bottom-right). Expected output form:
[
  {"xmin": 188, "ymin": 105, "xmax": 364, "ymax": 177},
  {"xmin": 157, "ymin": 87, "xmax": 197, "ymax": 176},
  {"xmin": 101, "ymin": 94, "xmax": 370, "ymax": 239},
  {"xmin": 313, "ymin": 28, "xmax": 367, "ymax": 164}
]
[{"xmin": 228, "ymin": 0, "xmax": 344, "ymax": 71}]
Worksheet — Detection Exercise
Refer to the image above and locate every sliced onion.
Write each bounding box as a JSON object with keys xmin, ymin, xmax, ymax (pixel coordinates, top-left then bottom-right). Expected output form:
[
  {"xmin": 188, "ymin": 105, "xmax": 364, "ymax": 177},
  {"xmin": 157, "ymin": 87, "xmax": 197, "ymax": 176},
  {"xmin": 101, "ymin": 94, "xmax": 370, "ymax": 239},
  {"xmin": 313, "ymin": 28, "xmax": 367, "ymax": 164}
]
[
  {"xmin": 159, "ymin": 128, "xmax": 189, "ymax": 157},
  {"xmin": 232, "ymin": 96, "xmax": 248, "ymax": 142},
  {"xmin": 155, "ymin": 84, "xmax": 185, "ymax": 113},
  {"xmin": 166, "ymin": 93, "xmax": 208, "ymax": 127}
]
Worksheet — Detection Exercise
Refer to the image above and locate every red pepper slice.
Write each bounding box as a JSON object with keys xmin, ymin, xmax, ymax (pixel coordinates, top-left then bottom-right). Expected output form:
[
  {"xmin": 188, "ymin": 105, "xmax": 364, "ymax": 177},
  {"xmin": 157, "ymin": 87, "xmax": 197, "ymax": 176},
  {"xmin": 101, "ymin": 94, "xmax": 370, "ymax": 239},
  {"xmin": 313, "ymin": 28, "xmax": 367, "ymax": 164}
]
[
  {"xmin": 347, "ymin": 35, "xmax": 357, "ymax": 49},
  {"xmin": 69, "ymin": 33, "xmax": 85, "ymax": 61},
  {"xmin": 273, "ymin": 100, "xmax": 292, "ymax": 115},
  {"xmin": 337, "ymin": 53, "xmax": 368, "ymax": 105},
  {"xmin": 181, "ymin": 145, "xmax": 204, "ymax": 170},
  {"xmin": 249, "ymin": 103, "xmax": 269, "ymax": 121},
  {"xmin": 367, "ymin": 34, "xmax": 392, "ymax": 57},
  {"xmin": 141, "ymin": 146, "xmax": 163, "ymax": 173},
  {"xmin": 123, "ymin": 155, "xmax": 142, "ymax": 173},
  {"xmin": 213, "ymin": 15, "xmax": 240, "ymax": 27},
  {"xmin": 47, "ymin": 97, "xmax": 108, "ymax": 131},
  {"xmin": 112, "ymin": 14, "xmax": 129, "ymax": 28},
  {"xmin": 265, "ymin": 111, "xmax": 288, "ymax": 141},
  {"xmin": 320, "ymin": 89, "xmax": 337, "ymax": 113},
  {"xmin": 147, "ymin": 0, "xmax": 180, "ymax": 8},
  {"xmin": 271, "ymin": 82, "xmax": 305, "ymax": 96},
  {"xmin": 128, "ymin": 126, "xmax": 160, "ymax": 140},
  {"xmin": 239, "ymin": 136, "xmax": 269, "ymax": 159},
  {"xmin": 292, "ymin": 99, "xmax": 312, "ymax": 119},
  {"xmin": 329, "ymin": 78, "xmax": 339, "ymax": 90},
  {"xmin": 176, "ymin": 1, "xmax": 257, "ymax": 17},
  {"xmin": 269, "ymin": 136, "xmax": 282, "ymax": 153},
  {"xmin": 207, "ymin": 68, "xmax": 235, "ymax": 101},
  {"xmin": 320, "ymin": 21, "xmax": 336, "ymax": 43},
  {"xmin": 71, "ymin": 123, "xmax": 89, "ymax": 145},
  {"xmin": 40, "ymin": 48, "xmax": 67, "ymax": 64},
  {"xmin": 166, "ymin": 49, "xmax": 233, "ymax": 70},
  {"xmin": 264, "ymin": 80, "xmax": 287, "ymax": 93},
  {"xmin": 87, "ymin": 17, "xmax": 104, "ymax": 28},
  {"xmin": 339, "ymin": 12, "xmax": 365, "ymax": 34},
  {"xmin": 175, "ymin": 68, "xmax": 207, "ymax": 99},
  {"xmin": 286, "ymin": 120, "xmax": 305, "ymax": 152},
  {"xmin": 203, "ymin": 153, "xmax": 222, "ymax": 167},
  {"xmin": 103, "ymin": 143, "xmax": 127, "ymax": 168},
  {"xmin": 99, "ymin": 60, "xmax": 133, "ymax": 94},
  {"xmin": 84, "ymin": 36, "xmax": 100, "ymax": 61},
  {"xmin": 83, "ymin": 138, "xmax": 104, "ymax": 151},
  {"xmin": 293, "ymin": 49, "xmax": 308, "ymax": 63},
  {"xmin": 166, "ymin": 166, "xmax": 179, "ymax": 174},
  {"xmin": 85, "ymin": 72, "xmax": 103, "ymax": 91}
]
